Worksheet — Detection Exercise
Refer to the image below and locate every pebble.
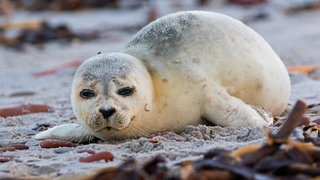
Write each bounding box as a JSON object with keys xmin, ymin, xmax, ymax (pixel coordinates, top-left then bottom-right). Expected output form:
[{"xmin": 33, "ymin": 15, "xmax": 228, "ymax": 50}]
[
  {"xmin": 79, "ymin": 151, "xmax": 113, "ymax": 163},
  {"xmin": 40, "ymin": 140, "xmax": 76, "ymax": 148},
  {"xmin": 54, "ymin": 147, "xmax": 73, "ymax": 154}
]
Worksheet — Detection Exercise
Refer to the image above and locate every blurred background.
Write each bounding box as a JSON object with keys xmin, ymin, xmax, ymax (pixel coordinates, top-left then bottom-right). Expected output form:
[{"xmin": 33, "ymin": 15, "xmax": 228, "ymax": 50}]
[
  {"xmin": 0, "ymin": 0, "xmax": 319, "ymax": 63},
  {"xmin": 0, "ymin": 0, "xmax": 319, "ymax": 105}
]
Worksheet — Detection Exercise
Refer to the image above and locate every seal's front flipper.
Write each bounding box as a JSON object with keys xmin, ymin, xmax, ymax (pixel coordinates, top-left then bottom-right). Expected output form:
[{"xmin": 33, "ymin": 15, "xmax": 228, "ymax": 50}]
[
  {"xmin": 203, "ymin": 86, "xmax": 273, "ymax": 127},
  {"xmin": 35, "ymin": 124, "xmax": 94, "ymax": 143}
]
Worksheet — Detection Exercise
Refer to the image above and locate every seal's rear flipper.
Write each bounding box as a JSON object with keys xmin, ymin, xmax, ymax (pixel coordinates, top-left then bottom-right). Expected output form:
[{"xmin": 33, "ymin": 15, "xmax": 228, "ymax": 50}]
[{"xmin": 35, "ymin": 124, "xmax": 94, "ymax": 143}]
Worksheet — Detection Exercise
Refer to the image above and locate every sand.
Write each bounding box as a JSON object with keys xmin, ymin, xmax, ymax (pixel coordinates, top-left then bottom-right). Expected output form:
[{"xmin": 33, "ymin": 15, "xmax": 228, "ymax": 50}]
[{"xmin": 1, "ymin": 1, "xmax": 320, "ymax": 178}]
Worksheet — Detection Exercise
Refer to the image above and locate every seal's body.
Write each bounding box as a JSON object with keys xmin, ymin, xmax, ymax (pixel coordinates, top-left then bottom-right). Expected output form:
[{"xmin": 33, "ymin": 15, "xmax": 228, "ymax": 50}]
[{"xmin": 35, "ymin": 11, "xmax": 290, "ymax": 142}]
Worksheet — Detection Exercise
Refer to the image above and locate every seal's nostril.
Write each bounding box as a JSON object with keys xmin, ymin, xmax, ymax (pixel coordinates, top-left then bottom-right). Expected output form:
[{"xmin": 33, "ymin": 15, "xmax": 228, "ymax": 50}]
[{"xmin": 99, "ymin": 108, "xmax": 116, "ymax": 119}]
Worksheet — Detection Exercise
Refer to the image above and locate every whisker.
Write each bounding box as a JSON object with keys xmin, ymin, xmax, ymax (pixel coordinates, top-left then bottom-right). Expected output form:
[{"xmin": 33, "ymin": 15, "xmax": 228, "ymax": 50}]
[{"xmin": 129, "ymin": 123, "xmax": 151, "ymax": 138}]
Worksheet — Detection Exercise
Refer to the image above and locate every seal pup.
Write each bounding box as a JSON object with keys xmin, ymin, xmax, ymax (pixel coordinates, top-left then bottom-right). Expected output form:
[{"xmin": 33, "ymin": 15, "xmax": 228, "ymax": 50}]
[{"xmin": 35, "ymin": 11, "xmax": 290, "ymax": 142}]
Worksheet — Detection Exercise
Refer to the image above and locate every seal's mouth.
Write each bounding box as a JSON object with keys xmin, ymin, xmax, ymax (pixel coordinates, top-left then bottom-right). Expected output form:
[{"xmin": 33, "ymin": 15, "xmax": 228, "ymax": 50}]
[
  {"xmin": 95, "ymin": 115, "xmax": 136, "ymax": 132},
  {"xmin": 104, "ymin": 126, "xmax": 119, "ymax": 131},
  {"xmin": 93, "ymin": 125, "xmax": 121, "ymax": 132},
  {"xmin": 96, "ymin": 125, "xmax": 125, "ymax": 132}
]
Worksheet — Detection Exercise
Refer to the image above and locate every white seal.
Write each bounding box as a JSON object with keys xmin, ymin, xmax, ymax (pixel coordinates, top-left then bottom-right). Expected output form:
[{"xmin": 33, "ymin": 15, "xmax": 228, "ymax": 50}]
[{"xmin": 35, "ymin": 11, "xmax": 290, "ymax": 142}]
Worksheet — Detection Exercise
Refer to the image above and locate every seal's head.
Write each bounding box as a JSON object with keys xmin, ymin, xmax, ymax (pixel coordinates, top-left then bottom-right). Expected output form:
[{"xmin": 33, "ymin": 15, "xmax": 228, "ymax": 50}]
[{"xmin": 71, "ymin": 53, "xmax": 153, "ymax": 139}]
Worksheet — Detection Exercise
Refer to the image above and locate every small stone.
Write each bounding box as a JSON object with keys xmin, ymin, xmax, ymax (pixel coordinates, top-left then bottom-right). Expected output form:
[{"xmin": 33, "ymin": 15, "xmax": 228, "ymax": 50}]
[{"xmin": 54, "ymin": 147, "xmax": 73, "ymax": 154}]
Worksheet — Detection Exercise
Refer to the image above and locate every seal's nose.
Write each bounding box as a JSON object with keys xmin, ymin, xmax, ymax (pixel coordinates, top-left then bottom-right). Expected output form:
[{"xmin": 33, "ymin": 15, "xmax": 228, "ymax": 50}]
[{"xmin": 99, "ymin": 108, "xmax": 116, "ymax": 119}]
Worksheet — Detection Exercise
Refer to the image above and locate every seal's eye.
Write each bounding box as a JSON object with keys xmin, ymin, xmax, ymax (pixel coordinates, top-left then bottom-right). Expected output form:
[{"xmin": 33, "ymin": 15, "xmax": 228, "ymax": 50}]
[
  {"xmin": 117, "ymin": 87, "xmax": 134, "ymax": 97},
  {"xmin": 80, "ymin": 89, "xmax": 95, "ymax": 99}
]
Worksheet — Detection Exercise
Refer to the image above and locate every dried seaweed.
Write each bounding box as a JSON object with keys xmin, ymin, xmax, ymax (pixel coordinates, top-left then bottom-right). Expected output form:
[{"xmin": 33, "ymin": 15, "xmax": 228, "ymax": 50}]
[{"xmin": 0, "ymin": 21, "xmax": 98, "ymax": 50}]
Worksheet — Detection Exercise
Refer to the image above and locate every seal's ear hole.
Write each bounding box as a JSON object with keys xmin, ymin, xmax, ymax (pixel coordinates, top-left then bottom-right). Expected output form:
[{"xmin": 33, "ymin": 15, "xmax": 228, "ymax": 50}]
[
  {"xmin": 117, "ymin": 87, "xmax": 134, "ymax": 97},
  {"xmin": 80, "ymin": 89, "xmax": 96, "ymax": 99}
]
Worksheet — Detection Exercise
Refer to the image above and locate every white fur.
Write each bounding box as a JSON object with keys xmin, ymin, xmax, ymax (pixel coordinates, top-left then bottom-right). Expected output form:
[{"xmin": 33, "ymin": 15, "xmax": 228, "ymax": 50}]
[{"xmin": 35, "ymin": 11, "xmax": 290, "ymax": 142}]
